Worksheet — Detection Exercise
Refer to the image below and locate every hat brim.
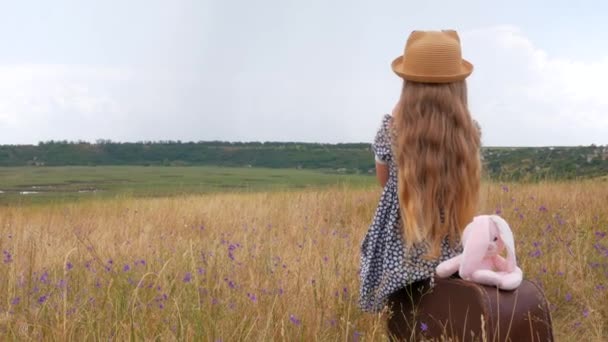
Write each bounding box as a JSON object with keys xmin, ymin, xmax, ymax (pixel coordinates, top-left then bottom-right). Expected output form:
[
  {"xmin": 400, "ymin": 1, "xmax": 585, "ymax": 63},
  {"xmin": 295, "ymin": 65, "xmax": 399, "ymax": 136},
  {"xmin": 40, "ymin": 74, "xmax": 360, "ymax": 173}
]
[{"xmin": 391, "ymin": 56, "xmax": 473, "ymax": 83}]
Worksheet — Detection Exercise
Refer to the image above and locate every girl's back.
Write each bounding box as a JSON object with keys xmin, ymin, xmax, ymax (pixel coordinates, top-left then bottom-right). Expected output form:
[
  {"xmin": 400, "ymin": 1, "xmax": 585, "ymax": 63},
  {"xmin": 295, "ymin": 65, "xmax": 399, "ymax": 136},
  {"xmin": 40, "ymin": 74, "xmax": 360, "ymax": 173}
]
[{"xmin": 358, "ymin": 30, "xmax": 482, "ymax": 317}]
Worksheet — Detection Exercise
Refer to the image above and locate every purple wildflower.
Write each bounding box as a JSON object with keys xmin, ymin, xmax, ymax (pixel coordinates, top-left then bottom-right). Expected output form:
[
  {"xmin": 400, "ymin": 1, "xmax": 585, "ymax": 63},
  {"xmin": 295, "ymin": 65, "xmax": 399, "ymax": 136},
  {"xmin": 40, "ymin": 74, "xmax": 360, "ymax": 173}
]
[
  {"xmin": 565, "ymin": 293, "xmax": 572, "ymax": 301},
  {"xmin": 197, "ymin": 267, "xmax": 205, "ymax": 275},
  {"xmin": 420, "ymin": 322, "xmax": 428, "ymax": 332},
  {"xmin": 539, "ymin": 205, "xmax": 548, "ymax": 212},
  {"xmin": 289, "ymin": 314, "xmax": 301, "ymax": 325},
  {"xmin": 495, "ymin": 208, "xmax": 502, "ymax": 215},
  {"xmin": 583, "ymin": 309, "xmax": 589, "ymax": 318},
  {"xmin": 66, "ymin": 262, "xmax": 73, "ymax": 271},
  {"xmin": 353, "ymin": 331, "xmax": 363, "ymax": 342},
  {"xmin": 3, "ymin": 250, "xmax": 13, "ymax": 263},
  {"xmin": 38, "ymin": 295, "xmax": 48, "ymax": 304},
  {"xmin": 502, "ymin": 185, "xmax": 509, "ymax": 193},
  {"xmin": 529, "ymin": 249, "xmax": 541, "ymax": 258},
  {"xmin": 247, "ymin": 293, "xmax": 257, "ymax": 303},
  {"xmin": 123, "ymin": 264, "xmax": 131, "ymax": 272},
  {"xmin": 596, "ymin": 231, "xmax": 606, "ymax": 239},
  {"xmin": 228, "ymin": 244, "xmax": 237, "ymax": 260},
  {"xmin": 183, "ymin": 272, "xmax": 192, "ymax": 283},
  {"xmin": 40, "ymin": 271, "xmax": 49, "ymax": 284},
  {"xmin": 11, "ymin": 297, "xmax": 20, "ymax": 305},
  {"xmin": 593, "ymin": 243, "xmax": 605, "ymax": 253}
]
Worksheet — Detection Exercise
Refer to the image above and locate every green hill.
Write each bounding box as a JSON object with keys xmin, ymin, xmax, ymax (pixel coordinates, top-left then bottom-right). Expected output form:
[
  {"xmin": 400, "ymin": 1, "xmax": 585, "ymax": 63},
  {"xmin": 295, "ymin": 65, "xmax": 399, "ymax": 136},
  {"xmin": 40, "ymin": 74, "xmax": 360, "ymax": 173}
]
[{"xmin": 1, "ymin": 141, "xmax": 607, "ymax": 181}]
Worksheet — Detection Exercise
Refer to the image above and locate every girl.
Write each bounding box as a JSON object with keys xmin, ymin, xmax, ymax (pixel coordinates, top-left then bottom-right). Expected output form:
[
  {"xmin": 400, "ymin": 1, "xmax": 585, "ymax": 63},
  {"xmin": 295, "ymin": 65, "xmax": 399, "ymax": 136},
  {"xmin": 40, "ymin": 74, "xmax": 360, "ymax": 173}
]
[{"xmin": 358, "ymin": 30, "xmax": 482, "ymax": 338}]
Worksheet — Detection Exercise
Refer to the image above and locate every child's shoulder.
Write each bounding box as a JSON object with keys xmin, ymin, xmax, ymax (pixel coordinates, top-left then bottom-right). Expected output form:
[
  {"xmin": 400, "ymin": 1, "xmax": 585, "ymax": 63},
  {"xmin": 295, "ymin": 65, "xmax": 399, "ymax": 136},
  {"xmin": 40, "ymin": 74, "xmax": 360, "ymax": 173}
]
[
  {"xmin": 376, "ymin": 114, "xmax": 393, "ymax": 134},
  {"xmin": 381, "ymin": 113, "xmax": 392, "ymax": 125}
]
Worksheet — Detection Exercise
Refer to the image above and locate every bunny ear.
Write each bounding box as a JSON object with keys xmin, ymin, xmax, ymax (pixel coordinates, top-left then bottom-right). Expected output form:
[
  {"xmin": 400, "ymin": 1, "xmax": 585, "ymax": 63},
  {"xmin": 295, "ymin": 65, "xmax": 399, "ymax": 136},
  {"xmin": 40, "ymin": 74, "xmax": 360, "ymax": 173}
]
[
  {"xmin": 490, "ymin": 215, "xmax": 517, "ymax": 271},
  {"xmin": 459, "ymin": 216, "xmax": 490, "ymax": 278}
]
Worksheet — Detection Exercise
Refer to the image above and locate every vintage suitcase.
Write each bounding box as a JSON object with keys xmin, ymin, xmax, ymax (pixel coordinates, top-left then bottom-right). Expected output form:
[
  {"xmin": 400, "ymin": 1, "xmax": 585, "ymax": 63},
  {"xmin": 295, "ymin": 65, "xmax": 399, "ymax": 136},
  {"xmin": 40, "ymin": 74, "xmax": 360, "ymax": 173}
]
[{"xmin": 387, "ymin": 277, "xmax": 554, "ymax": 341}]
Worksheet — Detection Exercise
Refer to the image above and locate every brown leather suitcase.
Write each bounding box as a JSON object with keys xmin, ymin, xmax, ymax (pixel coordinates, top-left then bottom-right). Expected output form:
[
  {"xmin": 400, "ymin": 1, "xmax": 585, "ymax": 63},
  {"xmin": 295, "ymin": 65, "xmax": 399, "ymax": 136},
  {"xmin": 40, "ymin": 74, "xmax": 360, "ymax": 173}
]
[{"xmin": 387, "ymin": 277, "xmax": 554, "ymax": 341}]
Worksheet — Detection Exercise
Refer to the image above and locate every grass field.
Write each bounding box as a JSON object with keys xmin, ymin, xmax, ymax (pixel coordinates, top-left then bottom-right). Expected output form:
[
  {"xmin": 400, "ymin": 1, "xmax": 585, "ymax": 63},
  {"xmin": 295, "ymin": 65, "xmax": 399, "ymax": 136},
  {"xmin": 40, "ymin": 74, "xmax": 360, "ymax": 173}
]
[
  {"xmin": 0, "ymin": 174, "xmax": 607, "ymax": 340},
  {"xmin": 0, "ymin": 166, "xmax": 375, "ymax": 205}
]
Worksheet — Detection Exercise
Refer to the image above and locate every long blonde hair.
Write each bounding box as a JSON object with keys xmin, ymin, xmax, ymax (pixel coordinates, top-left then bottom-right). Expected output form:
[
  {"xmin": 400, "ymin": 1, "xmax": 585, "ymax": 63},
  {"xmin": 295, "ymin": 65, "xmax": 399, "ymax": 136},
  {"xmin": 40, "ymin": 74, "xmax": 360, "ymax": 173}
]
[{"xmin": 392, "ymin": 80, "xmax": 481, "ymax": 257}]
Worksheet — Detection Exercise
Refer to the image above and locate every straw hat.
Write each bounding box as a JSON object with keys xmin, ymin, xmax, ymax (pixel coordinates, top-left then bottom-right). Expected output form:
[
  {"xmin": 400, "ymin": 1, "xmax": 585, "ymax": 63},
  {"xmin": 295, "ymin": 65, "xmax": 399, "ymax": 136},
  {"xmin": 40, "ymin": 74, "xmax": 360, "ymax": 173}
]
[{"xmin": 391, "ymin": 30, "xmax": 473, "ymax": 83}]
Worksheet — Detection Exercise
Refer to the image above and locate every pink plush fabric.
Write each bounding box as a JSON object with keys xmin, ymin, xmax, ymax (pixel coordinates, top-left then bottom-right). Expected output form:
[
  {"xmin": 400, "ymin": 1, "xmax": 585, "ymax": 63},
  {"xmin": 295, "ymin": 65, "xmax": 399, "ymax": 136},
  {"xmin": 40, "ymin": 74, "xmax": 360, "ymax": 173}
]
[{"xmin": 436, "ymin": 215, "xmax": 523, "ymax": 290}]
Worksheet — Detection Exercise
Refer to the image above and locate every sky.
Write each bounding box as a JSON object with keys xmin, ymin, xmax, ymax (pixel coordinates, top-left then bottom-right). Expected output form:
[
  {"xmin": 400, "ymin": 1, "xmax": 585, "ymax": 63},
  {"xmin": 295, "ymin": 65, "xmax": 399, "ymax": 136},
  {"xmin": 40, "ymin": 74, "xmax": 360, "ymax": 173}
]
[{"xmin": 1, "ymin": 0, "xmax": 608, "ymax": 146}]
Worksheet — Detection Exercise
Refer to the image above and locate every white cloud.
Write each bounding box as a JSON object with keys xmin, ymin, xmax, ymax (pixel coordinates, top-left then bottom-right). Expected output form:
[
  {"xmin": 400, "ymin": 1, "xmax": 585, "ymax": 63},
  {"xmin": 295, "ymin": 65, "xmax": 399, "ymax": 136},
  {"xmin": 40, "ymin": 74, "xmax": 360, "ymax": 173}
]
[
  {"xmin": 462, "ymin": 26, "xmax": 608, "ymax": 146},
  {"xmin": 0, "ymin": 65, "xmax": 197, "ymax": 145},
  {"xmin": 0, "ymin": 65, "xmax": 131, "ymax": 143}
]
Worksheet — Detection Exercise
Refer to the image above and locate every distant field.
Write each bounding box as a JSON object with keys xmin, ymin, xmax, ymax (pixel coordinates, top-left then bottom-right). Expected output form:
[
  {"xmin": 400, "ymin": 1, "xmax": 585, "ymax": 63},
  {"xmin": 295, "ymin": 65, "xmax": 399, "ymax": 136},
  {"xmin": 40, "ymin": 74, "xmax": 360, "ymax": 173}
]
[{"xmin": 0, "ymin": 166, "xmax": 375, "ymax": 205}]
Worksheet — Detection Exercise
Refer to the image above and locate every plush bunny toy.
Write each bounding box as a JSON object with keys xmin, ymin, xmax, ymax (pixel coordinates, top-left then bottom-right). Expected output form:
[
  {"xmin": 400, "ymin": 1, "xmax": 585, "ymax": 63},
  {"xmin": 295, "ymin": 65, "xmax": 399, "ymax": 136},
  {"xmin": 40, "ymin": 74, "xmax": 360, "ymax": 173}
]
[{"xmin": 435, "ymin": 215, "xmax": 523, "ymax": 290}]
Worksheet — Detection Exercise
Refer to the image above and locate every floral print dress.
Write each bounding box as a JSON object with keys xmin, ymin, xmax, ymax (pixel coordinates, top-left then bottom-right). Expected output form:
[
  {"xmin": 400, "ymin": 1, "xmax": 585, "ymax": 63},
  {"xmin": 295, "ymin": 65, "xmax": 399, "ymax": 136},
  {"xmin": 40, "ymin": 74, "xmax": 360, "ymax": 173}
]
[{"xmin": 358, "ymin": 114, "xmax": 463, "ymax": 312}]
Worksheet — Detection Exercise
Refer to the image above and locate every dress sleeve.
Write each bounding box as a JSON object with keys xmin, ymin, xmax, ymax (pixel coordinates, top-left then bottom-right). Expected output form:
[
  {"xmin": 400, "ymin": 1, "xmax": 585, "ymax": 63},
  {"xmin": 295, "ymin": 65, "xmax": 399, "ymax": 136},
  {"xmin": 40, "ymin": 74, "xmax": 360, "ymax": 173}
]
[{"xmin": 372, "ymin": 114, "xmax": 393, "ymax": 164}]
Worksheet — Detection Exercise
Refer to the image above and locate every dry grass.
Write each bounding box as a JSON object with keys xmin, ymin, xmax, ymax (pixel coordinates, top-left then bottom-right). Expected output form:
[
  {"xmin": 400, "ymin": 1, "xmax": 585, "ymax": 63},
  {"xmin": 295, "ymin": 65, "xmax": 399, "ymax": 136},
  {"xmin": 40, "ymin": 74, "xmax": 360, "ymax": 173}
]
[{"xmin": 0, "ymin": 181, "xmax": 606, "ymax": 340}]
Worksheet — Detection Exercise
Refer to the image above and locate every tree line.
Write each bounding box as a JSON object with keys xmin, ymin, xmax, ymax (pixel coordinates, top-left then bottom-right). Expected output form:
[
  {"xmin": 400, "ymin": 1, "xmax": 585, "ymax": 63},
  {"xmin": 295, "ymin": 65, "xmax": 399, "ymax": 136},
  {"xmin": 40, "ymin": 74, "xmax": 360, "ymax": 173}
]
[{"xmin": 1, "ymin": 140, "xmax": 607, "ymax": 180}]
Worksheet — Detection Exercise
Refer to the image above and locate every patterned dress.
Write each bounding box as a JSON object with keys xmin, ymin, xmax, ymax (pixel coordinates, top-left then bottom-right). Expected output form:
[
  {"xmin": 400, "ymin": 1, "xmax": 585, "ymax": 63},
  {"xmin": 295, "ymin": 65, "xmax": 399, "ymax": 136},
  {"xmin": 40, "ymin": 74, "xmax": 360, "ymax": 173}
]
[{"xmin": 358, "ymin": 114, "xmax": 463, "ymax": 313}]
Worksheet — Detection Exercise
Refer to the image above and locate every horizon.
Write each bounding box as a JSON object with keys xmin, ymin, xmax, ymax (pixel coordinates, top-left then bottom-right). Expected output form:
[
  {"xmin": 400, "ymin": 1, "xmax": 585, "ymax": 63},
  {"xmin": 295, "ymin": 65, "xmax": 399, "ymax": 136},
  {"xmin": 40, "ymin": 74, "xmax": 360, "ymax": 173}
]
[{"xmin": 1, "ymin": 139, "xmax": 605, "ymax": 149}]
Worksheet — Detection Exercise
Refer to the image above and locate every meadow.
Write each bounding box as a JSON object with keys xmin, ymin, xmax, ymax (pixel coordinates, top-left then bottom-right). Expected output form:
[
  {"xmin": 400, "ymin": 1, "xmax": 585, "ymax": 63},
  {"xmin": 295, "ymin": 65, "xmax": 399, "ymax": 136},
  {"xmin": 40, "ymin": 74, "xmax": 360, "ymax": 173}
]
[
  {"xmin": 0, "ymin": 172, "xmax": 607, "ymax": 340},
  {"xmin": 0, "ymin": 166, "xmax": 374, "ymax": 206}
]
